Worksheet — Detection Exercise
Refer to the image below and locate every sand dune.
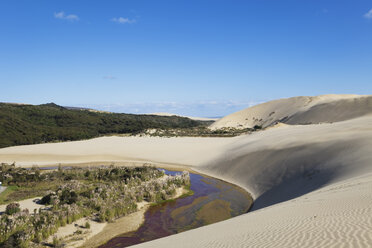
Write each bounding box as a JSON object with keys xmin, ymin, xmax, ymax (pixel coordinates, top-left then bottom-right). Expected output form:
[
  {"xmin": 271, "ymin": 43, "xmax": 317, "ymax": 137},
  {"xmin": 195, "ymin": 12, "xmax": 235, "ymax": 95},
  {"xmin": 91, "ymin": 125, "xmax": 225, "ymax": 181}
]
[
  {"xmin": 1, "ymin": 95, "xmax": 372, "ymax": 247},
  {"xmin": 210, "ymin": 94, "xmax": 372, "ymax": 129},
  {"xmin": 0, "ymin": 136, "xmax": 237, "ymax": 167},
  {"xmin": 133, "ymin": 115, "xmax": 372, "ymax": 247},
  {"xmin": 203, "ymin": 115, "xmax": 372, "ymax": 210}
]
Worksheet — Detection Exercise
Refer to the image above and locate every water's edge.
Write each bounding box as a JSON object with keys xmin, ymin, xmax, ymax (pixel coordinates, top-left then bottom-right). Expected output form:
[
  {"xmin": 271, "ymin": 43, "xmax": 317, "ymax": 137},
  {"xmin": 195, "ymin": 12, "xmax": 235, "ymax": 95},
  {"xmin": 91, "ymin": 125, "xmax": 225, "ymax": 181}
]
[{"xmin": 99, "ymin": 169, "xmax": 253, "ymax": 248}]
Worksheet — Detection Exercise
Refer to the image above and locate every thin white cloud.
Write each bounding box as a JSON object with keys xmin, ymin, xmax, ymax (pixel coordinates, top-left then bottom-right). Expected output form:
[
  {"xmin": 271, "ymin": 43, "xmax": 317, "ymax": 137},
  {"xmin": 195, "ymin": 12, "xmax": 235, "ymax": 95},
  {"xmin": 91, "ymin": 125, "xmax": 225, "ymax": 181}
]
[
  {"xmin": 103, "ymin": 75, "xmax": 116, "ymax": 80},
  {"xmin": 364, "ymin": 9, "xmax": 372, "ymax": 19},
  {"xmin": 111, "ymin": 17, "xmax": 136, "ymax": 24},
  {"xmin": 54, "ymin": 11, "xmax": 79, "ymax": 21}
]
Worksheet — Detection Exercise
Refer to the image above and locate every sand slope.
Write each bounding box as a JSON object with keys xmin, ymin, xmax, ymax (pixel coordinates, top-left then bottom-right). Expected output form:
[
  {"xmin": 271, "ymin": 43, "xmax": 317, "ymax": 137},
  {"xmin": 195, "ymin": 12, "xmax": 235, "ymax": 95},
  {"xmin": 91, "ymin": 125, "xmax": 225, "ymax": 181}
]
[
  {"xmin": 0, "ymin": 197, "xmax": 43, "ymax": 214},
  {"xmin": 133, "ymin": 115, "xmax": 372, "ymax": 247},
  {"xmin": 0, "ymin": 136, "xmax": 237, "ymax": 167},
  {"xmin": 210, "ymin": 94, "xmax": 372, "ymax": 129},
  {"xmin": 204, "ymin": 115, "xmax": 372, "ymax": 210}
]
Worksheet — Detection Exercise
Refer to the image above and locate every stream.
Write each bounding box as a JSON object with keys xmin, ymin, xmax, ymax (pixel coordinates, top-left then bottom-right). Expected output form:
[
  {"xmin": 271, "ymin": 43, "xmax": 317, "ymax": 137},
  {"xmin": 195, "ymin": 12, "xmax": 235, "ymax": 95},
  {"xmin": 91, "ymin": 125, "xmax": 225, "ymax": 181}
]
[{"xmin": 100, "ymin": 170, "xmax": 252, "ymax": 247}]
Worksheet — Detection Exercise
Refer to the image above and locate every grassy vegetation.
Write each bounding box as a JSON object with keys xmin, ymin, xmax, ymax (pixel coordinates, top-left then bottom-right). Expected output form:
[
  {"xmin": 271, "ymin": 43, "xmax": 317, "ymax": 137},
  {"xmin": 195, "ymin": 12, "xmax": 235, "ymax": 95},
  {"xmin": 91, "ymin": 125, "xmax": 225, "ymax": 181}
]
[
  {"xmin": 0, "ymin": 183, "xmax": 61, "ymax": 205},
  {"xmin": 0, "ymin": 102, "xmax": 207, "ymax": 148},
  {"xmin": 149, "ymin": 184, "xmax": 194, "ymax": 206},
  {"xmin": 140, "ymin": 126, "xmax": 255, "ymax": 137},
  {"xmin": 0, "ymin": 186, "xmax": 19, "ymax": 205}
]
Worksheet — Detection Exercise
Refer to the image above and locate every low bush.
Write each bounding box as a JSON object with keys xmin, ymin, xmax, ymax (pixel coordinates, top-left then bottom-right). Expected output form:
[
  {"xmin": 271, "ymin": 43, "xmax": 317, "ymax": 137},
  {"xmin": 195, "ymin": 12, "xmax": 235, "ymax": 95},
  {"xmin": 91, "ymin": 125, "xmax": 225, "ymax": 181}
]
[{"xmin": 5, "ymin": 203, "xmax": 20, "ymax": 215}]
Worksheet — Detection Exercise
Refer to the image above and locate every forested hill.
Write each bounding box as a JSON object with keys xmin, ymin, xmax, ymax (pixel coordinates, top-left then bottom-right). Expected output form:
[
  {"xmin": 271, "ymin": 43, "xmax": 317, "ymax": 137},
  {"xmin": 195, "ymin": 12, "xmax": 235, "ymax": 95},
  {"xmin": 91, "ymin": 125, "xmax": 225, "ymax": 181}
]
[{"xmin": 0, "ymin": 102, "xmax": 206, "ymax": 148}]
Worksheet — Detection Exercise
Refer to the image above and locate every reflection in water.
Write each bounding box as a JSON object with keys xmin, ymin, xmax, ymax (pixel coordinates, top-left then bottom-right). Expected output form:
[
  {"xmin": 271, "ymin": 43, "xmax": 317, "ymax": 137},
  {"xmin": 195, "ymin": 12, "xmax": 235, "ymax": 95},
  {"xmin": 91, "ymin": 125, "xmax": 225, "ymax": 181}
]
[{"xmin": 100, "ymin": 170, "xmax": 252, "ymax": 248}]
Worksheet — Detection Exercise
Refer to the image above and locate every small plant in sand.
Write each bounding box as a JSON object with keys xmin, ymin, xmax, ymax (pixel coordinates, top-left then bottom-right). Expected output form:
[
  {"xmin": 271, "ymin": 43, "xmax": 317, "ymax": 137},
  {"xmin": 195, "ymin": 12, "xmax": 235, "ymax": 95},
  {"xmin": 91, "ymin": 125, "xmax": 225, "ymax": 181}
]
[
  {"xmin": 52, "ymin": 235, "xmax": 62, "ymax": 248},
  {"xmin": 84, "ymin": 221, "xmax": 91, "ymax": 229}
]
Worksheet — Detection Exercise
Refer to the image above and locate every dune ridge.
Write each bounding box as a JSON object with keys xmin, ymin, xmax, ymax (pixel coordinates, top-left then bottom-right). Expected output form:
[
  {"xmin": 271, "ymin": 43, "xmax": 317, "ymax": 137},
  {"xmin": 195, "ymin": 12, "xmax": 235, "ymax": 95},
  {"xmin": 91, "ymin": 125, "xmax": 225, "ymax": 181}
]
[{"xmin": 210, "ymin": 94, "xmax": 372, "ymax": 129}]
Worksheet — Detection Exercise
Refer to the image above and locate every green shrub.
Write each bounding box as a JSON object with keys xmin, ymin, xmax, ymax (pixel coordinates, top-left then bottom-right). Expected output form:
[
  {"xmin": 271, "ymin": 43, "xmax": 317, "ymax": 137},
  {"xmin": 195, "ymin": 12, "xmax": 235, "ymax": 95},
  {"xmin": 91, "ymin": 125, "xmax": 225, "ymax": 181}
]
[{"xmin": 5, "ymin": 203, "xmax": 20, "ymax": 215}]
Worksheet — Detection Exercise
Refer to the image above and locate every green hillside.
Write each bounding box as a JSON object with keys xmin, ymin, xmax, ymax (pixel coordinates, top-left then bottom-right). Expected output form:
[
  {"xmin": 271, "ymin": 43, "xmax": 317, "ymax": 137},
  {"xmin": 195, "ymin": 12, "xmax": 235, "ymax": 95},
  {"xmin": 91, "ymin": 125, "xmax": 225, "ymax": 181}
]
[{"xmin": 0, "ymin": 102, "xmax": 206, "ymax": 148}]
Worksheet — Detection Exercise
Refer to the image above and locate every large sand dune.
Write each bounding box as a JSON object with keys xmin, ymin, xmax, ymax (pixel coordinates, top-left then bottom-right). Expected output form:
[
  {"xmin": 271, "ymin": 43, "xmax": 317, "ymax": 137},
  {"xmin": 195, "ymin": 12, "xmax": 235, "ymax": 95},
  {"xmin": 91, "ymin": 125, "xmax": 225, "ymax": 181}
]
[
  {"xmin": 1, "ymin": 95, "xmax": 372, "ymax": 247},
  {"xmin": 210, "ymin": 94, "xmax": 372, "ymax": 129},
  {"xmin": 204, "ymin": 115, "xmax": 372, "ymax": 210},
  {"xmin": 132, "ymin": 115, "xmax": 372, "ymax": 247}
]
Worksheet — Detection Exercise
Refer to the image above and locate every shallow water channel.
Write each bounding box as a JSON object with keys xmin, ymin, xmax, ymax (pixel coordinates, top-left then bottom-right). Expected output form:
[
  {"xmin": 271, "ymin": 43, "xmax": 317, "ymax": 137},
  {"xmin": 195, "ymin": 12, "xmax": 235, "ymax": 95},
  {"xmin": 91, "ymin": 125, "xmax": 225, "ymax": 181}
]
[{"xmin": 100, "ymin": 170, "xmax": 252, "ymax": 247}]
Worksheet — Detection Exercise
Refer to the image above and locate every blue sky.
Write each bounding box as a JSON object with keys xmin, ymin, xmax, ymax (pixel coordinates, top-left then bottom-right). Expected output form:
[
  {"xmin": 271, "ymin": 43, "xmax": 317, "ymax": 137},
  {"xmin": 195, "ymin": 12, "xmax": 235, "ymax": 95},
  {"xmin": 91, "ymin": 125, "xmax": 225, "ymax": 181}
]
[{"xmin": 1, "ymin": 0, "xmax": 371, "ymax": 116}]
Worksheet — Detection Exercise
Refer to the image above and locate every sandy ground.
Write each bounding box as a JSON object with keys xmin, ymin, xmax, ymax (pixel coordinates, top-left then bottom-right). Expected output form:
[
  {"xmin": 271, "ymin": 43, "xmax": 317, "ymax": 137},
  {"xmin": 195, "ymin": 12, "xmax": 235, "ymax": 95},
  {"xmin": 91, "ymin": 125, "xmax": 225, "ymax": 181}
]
[
  {"xmin": 0, "ymin": 197, "xmax": 43, "ymax": 214},
  {"xmin": 47, "ymin": 218, "xmax": 106, "ymax": 248},
  {"xmin": 81, "ymin": 206, "xmax": 149, "ymax": 248},
  {"xmin": 1, "ymin": 95, "xmax": 372, "ymax": 247},
  {"xmin": 0, "ymin": 136, "xmax": 237, "ymax": 167}
]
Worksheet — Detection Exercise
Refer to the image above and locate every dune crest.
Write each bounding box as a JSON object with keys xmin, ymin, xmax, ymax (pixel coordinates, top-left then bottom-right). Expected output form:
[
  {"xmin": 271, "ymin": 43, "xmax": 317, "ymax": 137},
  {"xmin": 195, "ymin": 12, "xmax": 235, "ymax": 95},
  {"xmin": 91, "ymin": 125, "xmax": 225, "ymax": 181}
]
[{"xmin": 210, "ymin": 94, "xmax": 372, "ymax": 129}]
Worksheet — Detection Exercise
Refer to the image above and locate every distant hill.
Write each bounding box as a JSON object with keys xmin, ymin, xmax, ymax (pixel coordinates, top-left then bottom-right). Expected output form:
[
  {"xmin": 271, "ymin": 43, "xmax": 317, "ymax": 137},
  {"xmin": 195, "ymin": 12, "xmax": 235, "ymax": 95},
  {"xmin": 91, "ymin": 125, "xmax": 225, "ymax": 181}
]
[
  {"xmin": 210, "ymin": 94, "xmax": 372, "ymax": 130},
  {"xmin": 0, "ymin": 102, "xmax": 206, "ymax": 148},
  {"xmin": 148, "ymin": 112, "xmax": 219, "ymax": 121}
]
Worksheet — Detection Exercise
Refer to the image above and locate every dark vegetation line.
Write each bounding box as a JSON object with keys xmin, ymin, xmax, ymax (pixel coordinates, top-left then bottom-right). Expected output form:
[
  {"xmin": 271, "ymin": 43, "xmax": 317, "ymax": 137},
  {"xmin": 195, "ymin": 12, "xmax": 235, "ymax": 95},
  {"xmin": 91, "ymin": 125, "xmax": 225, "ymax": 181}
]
[{"xmin": 0, "ymin": 103, "xmax": 209, "ymax": 148}]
